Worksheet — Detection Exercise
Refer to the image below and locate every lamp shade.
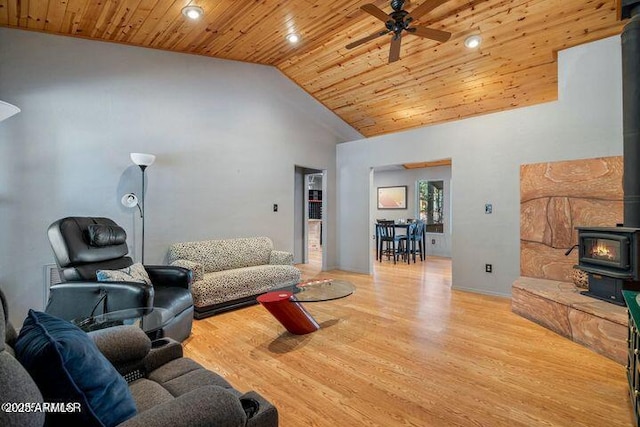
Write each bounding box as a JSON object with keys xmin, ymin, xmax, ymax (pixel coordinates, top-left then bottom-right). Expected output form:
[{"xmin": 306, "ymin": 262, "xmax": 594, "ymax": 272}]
[
  {"xmin": 0, "ymin": 100, "xmax": 20, "ymax": 122},
  {"xmin": 130, "ymin": 153, "xmax": 156, "ymax": 167},
  {"xmin": 121, "ymin": 193, "xmax": 139, "ymax": 208}
]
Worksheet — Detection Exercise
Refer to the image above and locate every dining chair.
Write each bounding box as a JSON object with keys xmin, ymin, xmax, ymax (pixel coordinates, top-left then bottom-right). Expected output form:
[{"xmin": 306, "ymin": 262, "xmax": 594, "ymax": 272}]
[
  {"xmin": 377, "ymin": 221, "xmax": 406, "ymax": 264},
  {"xmin": 397, "ymin": 222, "xmax": 416, "ymax": 264},
  {"xmin": 408, "ymin": 220, "xmax": 426, "ymax": 262},
  {"xmin": 375, "ymin": 220, "xmax": 393, "ymax": 261}
]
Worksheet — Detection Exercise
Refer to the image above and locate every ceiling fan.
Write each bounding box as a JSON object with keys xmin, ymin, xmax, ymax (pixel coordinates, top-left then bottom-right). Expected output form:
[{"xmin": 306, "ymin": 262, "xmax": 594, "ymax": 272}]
[{"xmin": 346, "ymin": 0, "xmax": 452, "ymax": 63}]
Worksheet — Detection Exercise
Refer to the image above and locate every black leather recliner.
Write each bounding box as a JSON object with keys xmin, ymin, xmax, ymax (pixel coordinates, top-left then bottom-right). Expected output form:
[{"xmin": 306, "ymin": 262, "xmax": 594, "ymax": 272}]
[{"xmin": 45, "ymin": 217, "xmax": 194, "ymax": 342}]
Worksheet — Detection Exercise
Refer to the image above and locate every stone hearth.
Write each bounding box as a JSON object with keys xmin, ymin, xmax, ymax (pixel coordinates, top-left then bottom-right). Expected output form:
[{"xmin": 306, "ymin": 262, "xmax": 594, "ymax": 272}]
[
  {"xmin": 515, "ymin": 157, "xmax": 627, "ymax": 363},
  {"xmin": 512, "ymin": 277, "xmax": 627, "ymax": 364},
  {"xmin": 520, "ymin": 156, "xmax": 623, "ymax": 283}
]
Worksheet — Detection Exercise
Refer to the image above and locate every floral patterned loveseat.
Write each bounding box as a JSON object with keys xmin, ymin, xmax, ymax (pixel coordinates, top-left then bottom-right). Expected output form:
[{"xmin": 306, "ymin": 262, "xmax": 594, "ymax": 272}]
[{"xmin": 167, "ymin": 237, "xmax": 301, "ymax": 319}]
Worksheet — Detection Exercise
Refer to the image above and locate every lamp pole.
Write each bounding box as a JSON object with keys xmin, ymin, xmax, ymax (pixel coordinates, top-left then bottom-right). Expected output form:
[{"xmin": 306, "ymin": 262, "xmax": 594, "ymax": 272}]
[
  {"xmin": 139, "ymin": 164, "xmax": 147, "ymax": 264},
  {"xmin": 129, "ymin": 153, "xmax": 155, "ymax": 264}
]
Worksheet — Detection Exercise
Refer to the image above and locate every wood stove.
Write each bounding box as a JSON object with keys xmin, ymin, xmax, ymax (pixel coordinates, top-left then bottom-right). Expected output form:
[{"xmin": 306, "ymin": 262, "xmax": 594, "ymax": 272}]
[
  {"xmin": 576, "ymin": 226, "xmax": 640, "ymax": 305},
  {"xmin": 572, "ymin": 1, "xmax": 640, "ymax": 307}
]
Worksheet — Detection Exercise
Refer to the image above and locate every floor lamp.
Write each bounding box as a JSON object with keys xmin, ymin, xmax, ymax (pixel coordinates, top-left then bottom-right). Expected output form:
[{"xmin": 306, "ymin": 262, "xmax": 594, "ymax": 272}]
[{"xmin": 122, "ymin": 153, "xmax": 156, "ymax": 263}]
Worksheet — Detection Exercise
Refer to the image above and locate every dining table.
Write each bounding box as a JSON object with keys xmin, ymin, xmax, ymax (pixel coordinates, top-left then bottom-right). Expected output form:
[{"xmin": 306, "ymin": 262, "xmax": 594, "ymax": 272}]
[{"xmin": 375, "ymin": 221, "xmax": 426, "ymax": 262}]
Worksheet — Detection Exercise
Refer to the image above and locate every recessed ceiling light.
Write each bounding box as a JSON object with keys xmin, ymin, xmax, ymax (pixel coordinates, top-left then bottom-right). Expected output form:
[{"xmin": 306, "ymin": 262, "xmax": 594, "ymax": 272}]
[
  {"xmin": 464, "ymin": 35, "xmax": 482, "ymax": 49},
  {"xmin": 182, "ymin": 5, "xmax": 204, "ymax": 20},
  {"xmin": 286, "ymin": 33, "xmax": 300, "ymax": 44}
]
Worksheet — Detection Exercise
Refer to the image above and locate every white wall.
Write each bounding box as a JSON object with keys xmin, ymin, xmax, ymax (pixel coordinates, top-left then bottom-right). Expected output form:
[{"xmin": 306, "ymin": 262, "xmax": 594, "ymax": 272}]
[
  {"xmin": 337, "ymin": 36, "xmax": 623, "ymax": 296},
  {"xmin": 0, "ymin": 28, "xmax": 362, "ymax": 326},
  {"xmin": 372, "ymin": 166, "xmax": 452, "ymax": 256}
]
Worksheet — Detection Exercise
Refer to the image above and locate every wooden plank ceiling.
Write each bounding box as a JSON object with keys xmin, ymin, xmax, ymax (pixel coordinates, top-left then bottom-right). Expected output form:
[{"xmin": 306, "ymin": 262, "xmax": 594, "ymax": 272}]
[{"xmin": 0, "ymin": 0, "xmax": 625, "ymax": 137}]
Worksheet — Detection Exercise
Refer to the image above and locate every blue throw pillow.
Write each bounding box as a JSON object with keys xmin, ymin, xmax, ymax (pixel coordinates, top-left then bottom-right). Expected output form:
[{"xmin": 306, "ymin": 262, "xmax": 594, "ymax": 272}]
[{"xmin": 15, "ymin": 310, "xmax": 137, "ymax": 427}]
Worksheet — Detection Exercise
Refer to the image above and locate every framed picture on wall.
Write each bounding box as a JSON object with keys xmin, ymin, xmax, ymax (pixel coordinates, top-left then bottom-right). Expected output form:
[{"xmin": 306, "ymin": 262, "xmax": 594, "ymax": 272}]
[{"xmin": 377, "ymin": 186, "xmax": 407, "ymax": 209}]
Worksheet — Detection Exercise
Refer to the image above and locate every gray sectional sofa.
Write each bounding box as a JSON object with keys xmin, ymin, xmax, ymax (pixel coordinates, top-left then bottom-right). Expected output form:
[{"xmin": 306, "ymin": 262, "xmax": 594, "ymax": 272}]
[
  {"xmin": 0, "ymin": 288, "xmax": 278, "ymax": 427},
  {"xmin": 168, "ymin": 237, "xmax": 301, "ymax": 319}
]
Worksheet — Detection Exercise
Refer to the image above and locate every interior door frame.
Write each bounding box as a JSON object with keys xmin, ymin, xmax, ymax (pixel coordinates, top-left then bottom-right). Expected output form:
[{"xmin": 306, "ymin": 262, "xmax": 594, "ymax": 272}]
[{"xmin": 294, "ymin": 165, "xmax": 325, "ymax": 269}]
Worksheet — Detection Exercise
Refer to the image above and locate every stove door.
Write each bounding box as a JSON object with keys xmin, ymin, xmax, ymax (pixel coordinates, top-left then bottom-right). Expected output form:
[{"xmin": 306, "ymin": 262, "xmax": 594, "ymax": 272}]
[{"xmin": 579, "ymin": 233, "xmax": 630, "ymax": 271}]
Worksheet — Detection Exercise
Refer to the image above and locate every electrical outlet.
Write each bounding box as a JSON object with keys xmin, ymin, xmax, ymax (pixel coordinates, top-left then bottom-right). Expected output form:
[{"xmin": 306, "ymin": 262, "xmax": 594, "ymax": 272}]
[
  {"xmin": 485, "ymin": 264, "xmax": 493, "ymax": 273},
  {"xmin": 431, "ymin": 239, "xmax": 436, "ymax": 244}
]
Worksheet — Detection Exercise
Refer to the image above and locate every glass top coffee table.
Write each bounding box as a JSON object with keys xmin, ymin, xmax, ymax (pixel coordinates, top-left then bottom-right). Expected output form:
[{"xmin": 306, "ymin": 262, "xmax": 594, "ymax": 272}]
[
  {"xmin": 294, "ymin": 279, "xmax": 355, "ymax": 302},
  {"xmin": 257, "ymin": 279, "xmax": 355, "ymax": 335},
  {"xmin": 72, "ymin": 307, "xmax": 173, "ymax": 340}
]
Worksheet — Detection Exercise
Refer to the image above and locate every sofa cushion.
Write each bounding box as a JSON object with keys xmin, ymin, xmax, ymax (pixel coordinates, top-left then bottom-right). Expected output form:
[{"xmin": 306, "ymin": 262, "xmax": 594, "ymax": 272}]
[
  {"xmin": 15, "ymin": 310, "xmax": 137, "ymax": 427},
  {"xmin": 97, "ymin": 262, "xmax": 152, "ymax": 285},
  {"xmin": 168, "ymin": 237, "xmax": 274, "ymax": 273},
  {"xmin": 128, "ymin": 378, "xmax": 174, "ymax": 413},
  {"xmin": 147, "ymin": 357, "xmax": 212, "ymax": 384},
  {"xmin": 191, "ymin": 265, "xmax": 300, "ymax": 308},
  {"xmin": 145, "ymin": 357, "xmax": 236, "ymax": 398},
  {"xmin": 163, "ymin": 368, "xmax": 239, "ymax": 397}
]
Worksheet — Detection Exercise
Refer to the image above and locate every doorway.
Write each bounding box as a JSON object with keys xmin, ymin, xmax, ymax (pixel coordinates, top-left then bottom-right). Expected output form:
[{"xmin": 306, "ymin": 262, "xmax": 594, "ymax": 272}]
[
  {"xmin": 370, "ymin": 161, "xmax": 452, "ymax": 271},
  {"xmin": 294, "ymin": 166, "xmax": 324, "ymax": 269},
  {"xmin": 307, "ymin": 173, "xmax": 323, "ymax": 267}
]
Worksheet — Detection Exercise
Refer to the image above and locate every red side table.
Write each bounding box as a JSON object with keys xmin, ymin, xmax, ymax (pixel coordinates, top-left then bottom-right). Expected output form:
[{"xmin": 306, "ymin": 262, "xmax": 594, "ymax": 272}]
[{"xmin": 257, "ymin": 291, "xmax": 320, "ymax": 335}]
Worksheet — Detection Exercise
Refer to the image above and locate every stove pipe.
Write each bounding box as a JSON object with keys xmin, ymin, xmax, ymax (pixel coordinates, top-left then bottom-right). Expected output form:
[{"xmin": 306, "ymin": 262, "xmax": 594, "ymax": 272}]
[{"xmin": 622, "ymin": 3, "xmax": 640, "ymax": 227}]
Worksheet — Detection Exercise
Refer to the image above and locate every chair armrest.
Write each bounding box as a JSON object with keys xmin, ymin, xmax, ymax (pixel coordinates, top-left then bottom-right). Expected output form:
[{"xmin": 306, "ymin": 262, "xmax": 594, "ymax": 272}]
[
  {"xmin": 269, "ymin": 250, "xmax": 294, "ymax": 265},
  {"xmin": 169, "ymin": 259, "xmax": 204, "ymax": 282},
  {"xmin": 145, "ymin": 266, "xmax": 192, "ymax": 289},
  {"xmin": 117, "ymin": 386, "xmax": 247, "ymax": 427},
  {"xmin": 143, "ymin": 338, "xmax": 183, "ymax": 372},
  {"xmin": 89, "ymin": 327, "xmax": 184, "ymax": 377},
  {"xmin": 88, "ymin": 325, "xmax": 151, "ymax": 366},
  {"xmin": 46, "ymin": 282, "xmax": 153, "ymax": 320}
]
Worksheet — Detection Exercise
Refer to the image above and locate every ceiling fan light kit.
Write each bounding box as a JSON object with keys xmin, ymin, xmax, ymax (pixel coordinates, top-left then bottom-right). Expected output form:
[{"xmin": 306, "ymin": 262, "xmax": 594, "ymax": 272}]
[
  {"xmin": 346, "ymin": 0, "xmax": 452, "ymax": 63},
  {"xmin": 182, "ymin": 5, "xmax": 204, "ymax": 20},
  {"xmin": 464, "ymin": 35, "xmax": 482, "ymax": 49}
]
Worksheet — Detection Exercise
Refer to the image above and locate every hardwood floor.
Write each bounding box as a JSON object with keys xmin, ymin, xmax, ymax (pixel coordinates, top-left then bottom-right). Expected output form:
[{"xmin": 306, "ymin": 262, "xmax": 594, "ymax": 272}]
[{"xmin": 183, "ymin": 255, "xmax": 633, "ymax": 426}]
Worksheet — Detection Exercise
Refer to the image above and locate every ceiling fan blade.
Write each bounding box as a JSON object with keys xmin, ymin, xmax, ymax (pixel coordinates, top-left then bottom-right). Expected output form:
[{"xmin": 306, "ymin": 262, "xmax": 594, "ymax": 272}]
[
  {"xmin": 361, "ymin": 4, "xmax": 391, "ymax": 23},
  {"xmin": 346, "ymin": 30, "xmax": 391, "ymax": 49},
  {"xmin": 408, "ymin": 26, "xmax": 451, "ymax": 42},
  {"xmin": 407, "ymin": 0, "xmax": 449, "ymax": 22},
  {"xmin": 389, "ymin": 35, "xmax": 402, "ymax": 63}
]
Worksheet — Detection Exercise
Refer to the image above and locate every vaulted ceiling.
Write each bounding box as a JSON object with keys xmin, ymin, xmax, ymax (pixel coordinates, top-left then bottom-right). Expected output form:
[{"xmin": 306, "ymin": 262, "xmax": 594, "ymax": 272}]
[{"xmin": 0, "ymin": 0, "xmax": 626, "ymax": 137}]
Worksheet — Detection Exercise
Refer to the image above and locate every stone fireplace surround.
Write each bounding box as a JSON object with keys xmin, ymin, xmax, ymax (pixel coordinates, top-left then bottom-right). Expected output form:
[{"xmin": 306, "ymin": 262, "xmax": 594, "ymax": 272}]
[{"xmin": 513, "ymin": 156, "xmax": 627, "ymax": 364}]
